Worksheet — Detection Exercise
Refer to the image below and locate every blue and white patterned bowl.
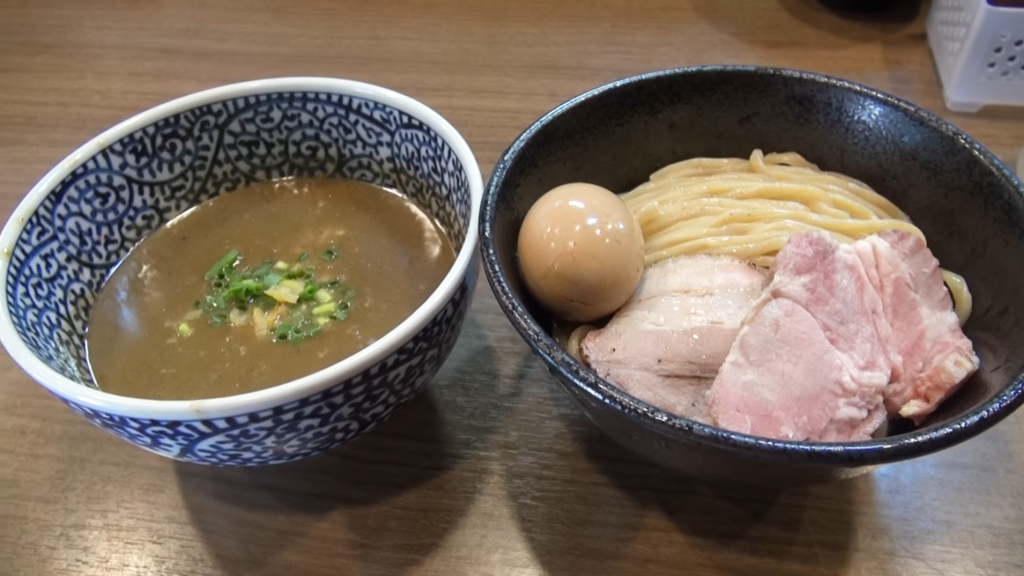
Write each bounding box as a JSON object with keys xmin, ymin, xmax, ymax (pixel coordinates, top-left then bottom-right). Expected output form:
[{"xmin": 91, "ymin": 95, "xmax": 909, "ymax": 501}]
[{"xmin": 0, "ymin": 78, "xmax": 483, "ymax": 466}]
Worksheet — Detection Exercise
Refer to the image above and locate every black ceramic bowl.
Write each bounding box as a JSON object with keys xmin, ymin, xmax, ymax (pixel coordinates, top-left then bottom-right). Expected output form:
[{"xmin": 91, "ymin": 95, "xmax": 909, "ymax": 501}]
[{"xmin": 480, "ymin": 66, "xmax": 1024, "ymax": 484}]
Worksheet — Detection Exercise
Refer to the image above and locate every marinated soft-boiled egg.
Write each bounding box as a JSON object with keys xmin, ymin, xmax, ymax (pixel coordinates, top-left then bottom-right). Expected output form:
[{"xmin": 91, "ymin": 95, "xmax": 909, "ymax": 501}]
[{"xmin": 517, "ymin": 183, "xmax": 645, "ymax": 323}]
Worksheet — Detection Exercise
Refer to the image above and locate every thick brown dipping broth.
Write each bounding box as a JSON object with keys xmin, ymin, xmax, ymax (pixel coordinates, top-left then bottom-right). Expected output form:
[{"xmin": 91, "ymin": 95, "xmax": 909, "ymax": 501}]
[{"xmin": 86, "ymin": 178, "xmax": 456, "ymax": 400}]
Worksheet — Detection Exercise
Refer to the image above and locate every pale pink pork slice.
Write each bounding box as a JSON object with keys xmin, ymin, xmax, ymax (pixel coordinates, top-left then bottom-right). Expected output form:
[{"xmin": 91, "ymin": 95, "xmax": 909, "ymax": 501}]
[
  {"xmin": 860, "ymin": 231, "xmax": 979, "ymax": 424},
  {"xmin": 581, "ymin": 255, "xmax": 767, "ymax": 422},
  {"xmin": 708, "ymin": 232, "xmax": 892, "ymax": 441}
]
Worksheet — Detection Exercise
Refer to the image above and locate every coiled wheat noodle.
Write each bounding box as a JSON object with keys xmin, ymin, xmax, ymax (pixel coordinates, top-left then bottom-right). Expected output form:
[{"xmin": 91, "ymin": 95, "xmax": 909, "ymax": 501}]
[{"xmin": 620, "ymin": 149, "xmax": 971, "ymax": 325}]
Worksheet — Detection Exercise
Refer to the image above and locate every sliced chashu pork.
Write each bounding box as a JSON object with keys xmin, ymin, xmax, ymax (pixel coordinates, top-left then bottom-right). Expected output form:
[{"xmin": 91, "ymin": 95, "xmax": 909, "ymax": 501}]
[
  {"xmin": 860, "ymin": 231, "xmax": 979, "ymax": 423},
  {"xmin": 709, "ymin": 231, "xmax": 980, "ymax": 441},
  {"xmin": 708, "ymin": 232, "xmax": 892, "ymax": 441},
  {"xmin": 581, "ymin": 255, "xmax": 767, "ymax": 422}
]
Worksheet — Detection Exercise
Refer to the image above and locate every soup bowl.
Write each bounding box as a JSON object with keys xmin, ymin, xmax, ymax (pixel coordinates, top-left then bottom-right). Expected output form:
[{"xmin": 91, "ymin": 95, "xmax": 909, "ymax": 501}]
[
  {"xmin": 481, "ymin": 66, "xmax": 1024, "ymax": 484},
  {"xmin": 0, "ymin": 77, "xmax": 482, "ymax": 466}
]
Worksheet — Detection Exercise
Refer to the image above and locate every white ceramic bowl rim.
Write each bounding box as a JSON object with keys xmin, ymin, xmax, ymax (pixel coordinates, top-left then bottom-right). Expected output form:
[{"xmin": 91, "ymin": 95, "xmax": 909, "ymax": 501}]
[{"xmin": 0, "ymin": 77, "xmax": 483, "ymax": 421}]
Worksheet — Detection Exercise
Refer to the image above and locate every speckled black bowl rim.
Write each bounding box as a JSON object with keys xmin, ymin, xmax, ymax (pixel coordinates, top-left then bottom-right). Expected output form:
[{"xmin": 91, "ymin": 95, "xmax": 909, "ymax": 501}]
[{"xmin": 480, "ymin": 65, "xmax": 1024, "ymax": 467}]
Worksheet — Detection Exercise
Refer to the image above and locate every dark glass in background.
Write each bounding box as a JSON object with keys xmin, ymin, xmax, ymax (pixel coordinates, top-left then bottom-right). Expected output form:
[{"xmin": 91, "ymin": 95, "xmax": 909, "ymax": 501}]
[{"xmin": 819, "ymin": 0, "xmax": 900, "ymax": 11}]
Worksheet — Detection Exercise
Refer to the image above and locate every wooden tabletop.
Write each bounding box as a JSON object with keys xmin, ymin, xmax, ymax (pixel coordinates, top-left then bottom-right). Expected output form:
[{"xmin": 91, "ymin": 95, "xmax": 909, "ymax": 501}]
[{"xmin": 3, "ymin": 1, "xmax": 1024, "ymax": 574}]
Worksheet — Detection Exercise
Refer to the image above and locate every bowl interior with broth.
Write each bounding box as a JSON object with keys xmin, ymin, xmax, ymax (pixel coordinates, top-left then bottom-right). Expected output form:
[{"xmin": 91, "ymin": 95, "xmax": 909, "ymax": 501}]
[{"xmin": 87, "ymin": 177, "xmax": 458, "ymax": 401}]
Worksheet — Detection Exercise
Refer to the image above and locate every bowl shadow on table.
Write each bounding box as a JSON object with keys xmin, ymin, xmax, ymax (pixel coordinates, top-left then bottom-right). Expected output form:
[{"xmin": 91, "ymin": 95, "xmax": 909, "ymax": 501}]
[
  {"xmin": 176, "ymin": 314, "xmax": 509, "ymax": 576},
  {"xmin": 503, "ymin": 386, "xmax": 858, "ymax": 576}
]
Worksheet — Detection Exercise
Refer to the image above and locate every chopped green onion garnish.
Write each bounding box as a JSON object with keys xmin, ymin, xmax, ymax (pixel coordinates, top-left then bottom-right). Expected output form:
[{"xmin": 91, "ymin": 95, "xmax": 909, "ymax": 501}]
[
  {"xmin": 299, "ymin": 282, "xmax": 318, "ymax": 301},
  {"xmin": 313, "ymin": 302, "xmax": 337, "ymax": 316},
  {"xmin": 204, "ymin": 293, "xmax": 228, "ymax": 311},
  {"xmin": 191, "ymin": 246, "xmax": 354, "ymax": 345},
  {"xmin": 274, "ymin": 323, "xmax": 293, "ymax": 341},
  {"xmin": 330, "ymin": 301, "xmax": 350, "ymax": 321},
  {"xmin": 226, "ymin": 278, "xmax": 262, "ymax": 300},
  {"xmin": 293, "ymin": 318, "xmax": 322, "ymax": 342},
  {"xmin": 206, "ymin": 249, "xmax": 240, "ymax": 281}
]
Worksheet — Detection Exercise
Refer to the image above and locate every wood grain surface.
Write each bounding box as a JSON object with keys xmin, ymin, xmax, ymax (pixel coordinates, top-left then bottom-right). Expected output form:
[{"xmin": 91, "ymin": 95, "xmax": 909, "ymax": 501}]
[{"xmin": 2, "ymin": 1, "xmax": 1024, "ymax": 575}]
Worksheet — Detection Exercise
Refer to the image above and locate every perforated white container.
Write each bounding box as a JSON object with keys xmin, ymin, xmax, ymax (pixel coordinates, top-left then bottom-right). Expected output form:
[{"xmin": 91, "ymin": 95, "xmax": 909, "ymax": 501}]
[{"xmin": 927, "ymin": 0, "xmax": 1024, "ymax": 112}]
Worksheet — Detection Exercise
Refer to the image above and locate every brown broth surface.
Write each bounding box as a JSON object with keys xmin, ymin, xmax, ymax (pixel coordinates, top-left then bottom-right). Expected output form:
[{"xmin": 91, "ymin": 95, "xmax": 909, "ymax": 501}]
[{"xmin": 87, "ymin": 178, "xmax": 456, "ymax": 400}]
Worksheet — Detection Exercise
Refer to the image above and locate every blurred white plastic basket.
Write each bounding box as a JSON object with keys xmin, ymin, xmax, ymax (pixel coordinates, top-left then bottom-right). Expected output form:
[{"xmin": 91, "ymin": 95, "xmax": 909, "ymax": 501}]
[{"xmin": 927, "ymin": 0, "xmax": 1024, "ymax": 112}]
